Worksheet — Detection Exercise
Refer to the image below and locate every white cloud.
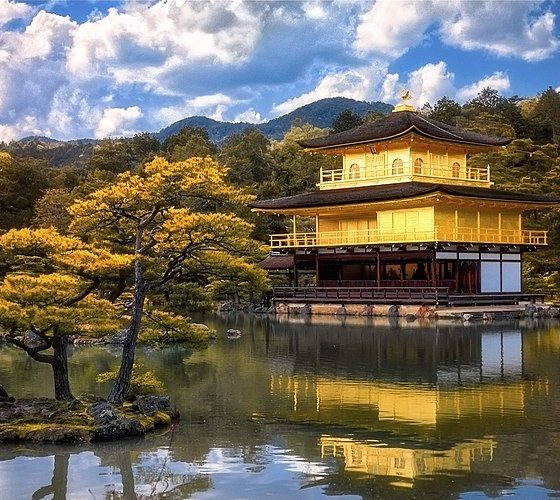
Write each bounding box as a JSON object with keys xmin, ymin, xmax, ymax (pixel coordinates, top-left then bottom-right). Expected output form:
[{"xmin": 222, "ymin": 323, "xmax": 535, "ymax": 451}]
[
  {"xmin": 380, "ymin": 62, "xmax": 455, "ymax": 106},
  {"xmin": 456, "ymin": 72, "xmax": 511, "ymax": 102},
  {"xmin": 354, "ymin": 1, "xmax": 560, "ymax": 62},
  {"xmin": 0, "ymin": 0, "xmax": 556, "ymax": 142},
  {"xmin": 47, "ymin": 86, "xmax": 99, "ymax": 139},
  {"xmin": 0, "ymin": 0, "xmax": 31, "ymax": 27},
  {"xmin": 271, "ymin": 64, "xmax": 387, "ymax": 116},
  {"xmin": 440, "ymin": 2, "xmax": 560, "ymax": 62},
  {"xmin": 406, "ymin": 62, "xmax": 456, "ymax": 106},
  {"xmin": 0, "ymin": 115, "xmax": 45, "ymax": 142},
  {"xmin": 354, "ymin": 0, "xmax": 436, "ymax": 58},
  {"xmin": 379, "ymin": 62, "xmax": 512, "ymax": 106},
  {"xmin": 381, "ymin": 73, "xmax": 400, "ymax": 103},
  {"xmin": 234, "ymin": 108, "xmax": 262, "ymax": 124},
  {"xmin": 303, "ymin": 1, "xmax": 328, "ymax": 20},
  {"xmin": 15, "ymin": 10, "xmax": 76, "ymax": 60},
  {"xmin": 153, "ymin": 93, "xmax": 236, "ymax": 127},
  {"xmin": 66, "ymin": 0, "xmax": 264, "ymax": 89},
  {"xmin": 95, "ymin": 106, "xmax": 143, "ymax": 138}
]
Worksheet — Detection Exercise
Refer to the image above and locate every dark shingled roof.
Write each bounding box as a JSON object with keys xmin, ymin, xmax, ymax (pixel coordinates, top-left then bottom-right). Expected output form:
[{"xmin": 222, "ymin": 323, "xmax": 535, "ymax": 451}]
[
  {"xmin": 258, "ymin": 254, "xmax": 295, "ymax": 269},
  {"xmin": 298, "ymin": 111, "xmax": 511, "ymax": 150},
  {"xmin": 250, "ymin": 182, "xmax": 560, "ymax": 211}
]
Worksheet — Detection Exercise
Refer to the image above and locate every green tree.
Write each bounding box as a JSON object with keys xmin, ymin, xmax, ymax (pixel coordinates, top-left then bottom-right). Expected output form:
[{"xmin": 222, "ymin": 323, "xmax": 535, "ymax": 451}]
[
  {"xmin": 429, "ymin": 96, "xmax": 462, "ymax": 125},
  {"xmin": 331, "ymin": 110, "xmax": 363, "ymax": 134},
  {"xmin": 32, "ymin": 188, "xmax": 73, "ymax": 232},
  {"xmin": 131, "ymin": 133, "xmax": 161, "ymax": 162},
  {"xmin": 89, "ymin": 138, "xmax": 138, "ymax": 173},
  {"xmin": 220, "ymin": 128, "xmax": 272, "ymax": 185},
  {"xmin": 0, "ymin": 153, "xmax": 50, "ymax": 229},
  {"xmin": 69, "ymin": 156, "xmax": 267, "ymax": 403},
  {"xmin": 535, "ymin": 87, "xmax": 560, "ymax": 144},
  {"xmin": 163, "ymin": 127, "xmax": 217, "ymax": 161},
  {"xmin": 466, "ymin": 87, "xmax": 505, "ymax": 111}
]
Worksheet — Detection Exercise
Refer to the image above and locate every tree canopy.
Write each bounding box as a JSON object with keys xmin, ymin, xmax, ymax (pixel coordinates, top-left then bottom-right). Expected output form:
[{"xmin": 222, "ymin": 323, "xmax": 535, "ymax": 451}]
[{"xmin": 69, "ymin": 156, "xmax": 268, "ymax": 402}]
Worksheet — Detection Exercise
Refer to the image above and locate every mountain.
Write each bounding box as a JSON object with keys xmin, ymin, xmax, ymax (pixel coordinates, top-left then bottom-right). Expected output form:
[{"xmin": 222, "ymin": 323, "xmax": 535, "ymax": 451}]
[
  {"xmin": 7, "ymin": 97, "xmax": 393, "ymax": 165},
  {"xmin": 157, "ymin": 97, "xmax": 392, "ymax": 143},
  {"xmin": 157, "ymin": 116, "xmax": 251, "ymax": 144},
  {"xmin": 258, "ymin": 97, "xmax": 392, "ymax": 139},
  {"xmin": 7, "ymin": 137, "xmax": 96, "ymax": 167}
]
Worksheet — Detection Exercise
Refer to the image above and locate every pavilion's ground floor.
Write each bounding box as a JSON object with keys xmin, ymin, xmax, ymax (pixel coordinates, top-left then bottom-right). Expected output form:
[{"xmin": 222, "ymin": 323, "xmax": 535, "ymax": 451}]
[{"xmin": 261, "ymin": 244, "xmax": 545, "ymax": 306}]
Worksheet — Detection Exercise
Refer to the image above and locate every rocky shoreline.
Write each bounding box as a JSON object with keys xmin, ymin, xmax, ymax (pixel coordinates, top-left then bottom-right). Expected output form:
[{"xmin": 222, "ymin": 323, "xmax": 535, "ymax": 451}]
[{"xmin": 0, "ymin": 395, "xmax": 179, "ymax": 443}]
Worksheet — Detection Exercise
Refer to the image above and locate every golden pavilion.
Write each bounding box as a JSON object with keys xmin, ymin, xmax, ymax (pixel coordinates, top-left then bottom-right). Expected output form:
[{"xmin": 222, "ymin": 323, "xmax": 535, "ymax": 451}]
[{"xmin": 251, "ymin": 100, "xmax": 558, "ymax": 305}]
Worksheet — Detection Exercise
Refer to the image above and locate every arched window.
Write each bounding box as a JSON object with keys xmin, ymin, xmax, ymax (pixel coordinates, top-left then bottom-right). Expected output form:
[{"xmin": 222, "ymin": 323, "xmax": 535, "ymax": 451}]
[
  {"xmin": 452, "ymin": 161, "xmax": 460, "ymax": 178},
  {"xmin": 413, "ymin": 157, "xmax": 424, "ymax": 174},
  {"xmin": 392, "ymin": 158, "xmax": 404, "ymax": 175},
  {"xmin": 349, "ymin": 163, "xmax": 361, "ymax": 179}
]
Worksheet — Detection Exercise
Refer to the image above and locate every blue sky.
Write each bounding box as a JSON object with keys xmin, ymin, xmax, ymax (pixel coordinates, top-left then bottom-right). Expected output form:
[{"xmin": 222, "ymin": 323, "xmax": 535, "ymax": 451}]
[{"xmin": 0, "ymin": 0, "xmax": 558, "ymax": 141}]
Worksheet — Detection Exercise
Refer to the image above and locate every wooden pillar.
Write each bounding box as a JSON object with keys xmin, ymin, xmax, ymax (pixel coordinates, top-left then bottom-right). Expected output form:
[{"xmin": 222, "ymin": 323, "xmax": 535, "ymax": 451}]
[
  {"xmin": 315, "ymin": 254, "xmax": 320, "ymax": 286},
  {"xmin": 293, "ymin": 256, "xmax": 298, "ymax": 288},
  {"xmin": 454, "ymin": 258, "xmax": 460, "ymax": 292},
  {"xmin": 338, "ymin": 259, "xmax": 342, "ymax": 285},
  {"xmin": 498, "ymin": 212, "xmax": 502, "ymax": 240},
  {"xmin": 431, "ymin": 251, "xmax": 437, "ymax": 287},
  {"xmin": 454, "ymin": 209, "xmax": 458, "ymax": 241},
  {"xmin": 376, "ymin": 251, "xmax": 381, "ymax": 286}
]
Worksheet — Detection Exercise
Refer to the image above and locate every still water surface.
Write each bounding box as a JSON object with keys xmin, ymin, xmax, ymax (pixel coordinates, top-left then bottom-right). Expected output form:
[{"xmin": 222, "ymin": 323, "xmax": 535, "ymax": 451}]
[{"xmin": 1, "ymin": 314, "xmax": 560, "ymax": 499}]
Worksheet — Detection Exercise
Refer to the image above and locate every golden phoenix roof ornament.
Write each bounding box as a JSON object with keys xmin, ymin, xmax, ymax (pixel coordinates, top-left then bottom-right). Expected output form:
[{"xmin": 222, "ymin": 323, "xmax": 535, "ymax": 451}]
[{"xmin": 400, "ymin": 89, "xmax": 412, "ymax": 101}]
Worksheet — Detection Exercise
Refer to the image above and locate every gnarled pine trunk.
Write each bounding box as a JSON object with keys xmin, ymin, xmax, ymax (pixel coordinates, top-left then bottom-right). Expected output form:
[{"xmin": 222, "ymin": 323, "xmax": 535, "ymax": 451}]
[
  {"xmin": 108, "ymin": 281, "xmax": 147, "ymax": 403},
  {"xmin": 52, "ymin": 335, "xmax": 74, "ymax": 401}
]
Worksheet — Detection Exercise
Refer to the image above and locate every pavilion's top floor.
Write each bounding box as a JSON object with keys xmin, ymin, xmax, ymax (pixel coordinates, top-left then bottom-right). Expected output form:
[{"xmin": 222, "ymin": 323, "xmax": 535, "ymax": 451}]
[{"xmin": 299, "ymin": 105, "xmax": 511, "ymax": 191}]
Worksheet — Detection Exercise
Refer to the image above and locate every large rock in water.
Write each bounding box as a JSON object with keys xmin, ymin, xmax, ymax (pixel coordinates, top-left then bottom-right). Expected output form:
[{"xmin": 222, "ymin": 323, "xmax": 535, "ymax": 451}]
[
  {"xmin": 132, "ymin": 395, "xmax": 178, "ymax": 418},
  {"xmin": 0, "ymin": 396, "xmax": 179, "ymax": 443},
  {"xmin": 89, "ymin": 401, "xmax": 144, "ymax": 441}
]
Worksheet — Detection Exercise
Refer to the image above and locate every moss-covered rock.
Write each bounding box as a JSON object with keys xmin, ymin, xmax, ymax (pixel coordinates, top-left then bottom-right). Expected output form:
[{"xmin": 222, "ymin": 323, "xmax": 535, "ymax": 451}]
[{"xmin": 0, "ymin": 395, "xmax": 179, "ymax": 443}]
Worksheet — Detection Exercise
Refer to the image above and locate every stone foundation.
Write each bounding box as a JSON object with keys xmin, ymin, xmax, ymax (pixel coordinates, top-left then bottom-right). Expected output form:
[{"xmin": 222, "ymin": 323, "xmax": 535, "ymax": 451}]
[
  {"xmin": 272, "ymin": 301, "xmax": 560, "ymax": 319},
  {"xmin": 273, "ymin": 302, "xmax": 436, "ymax": 318}
]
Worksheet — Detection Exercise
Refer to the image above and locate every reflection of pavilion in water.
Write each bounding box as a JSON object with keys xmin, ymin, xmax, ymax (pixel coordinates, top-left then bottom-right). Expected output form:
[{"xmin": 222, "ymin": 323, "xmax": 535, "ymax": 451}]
[
  {"xmin": 263, "ymin": 319, "xmax": 542, "ymax": 385},
  {"xmin": 263, "ymin": 324, "xmax": 548, "ymax": 486},
  {"xmin": 319, "ymin": 436, "xmax": 494, "ymax": 484}
]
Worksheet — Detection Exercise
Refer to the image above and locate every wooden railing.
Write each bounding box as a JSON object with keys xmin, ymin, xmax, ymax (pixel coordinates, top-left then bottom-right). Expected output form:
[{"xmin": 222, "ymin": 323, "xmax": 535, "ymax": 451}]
[
  {"xmin": 319, "ymin": 161, "xmax": 490, "ymax": 188},
  {"xmin": 269, "ymin": 227, "xmax": 548, "ymax": 248},
  {"xmin": 273, "ymin": 286, "xmax": 450, "ymax": 304},
  {"xmin": 272, "ymin": 287, "xmax": 546, "ymax": 306}
]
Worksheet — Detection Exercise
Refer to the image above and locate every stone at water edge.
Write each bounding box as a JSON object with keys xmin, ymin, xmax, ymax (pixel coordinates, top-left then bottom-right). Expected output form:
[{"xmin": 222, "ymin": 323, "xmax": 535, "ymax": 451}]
[
  {"xmin": 525, "ymin": 303, "xmax": 538, "ymax": 317},
  {"xmin": 191, "ymin": 323, "xmax": 210, "ymax": 330},
  {"xmin": 226, "ymin": 329, "xmax": 241, "ymax": 339},
  {"xmin": 387, "ymin": 305, "xmax": 400, "ymax": 317},
  {"xmin": 132, "ymin": 395, "xmax": 178, "ymax": 418},
  {"xmin": 462, "ymin": 313, "xmax": 474, "ymax": 322}
]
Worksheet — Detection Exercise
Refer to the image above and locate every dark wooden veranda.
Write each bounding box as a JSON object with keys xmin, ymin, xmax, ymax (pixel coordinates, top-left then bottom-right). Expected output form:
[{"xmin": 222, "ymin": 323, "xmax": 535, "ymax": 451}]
[{"xmin": 271, "ymin": 286, "xmax": 545, "ymax": 306}]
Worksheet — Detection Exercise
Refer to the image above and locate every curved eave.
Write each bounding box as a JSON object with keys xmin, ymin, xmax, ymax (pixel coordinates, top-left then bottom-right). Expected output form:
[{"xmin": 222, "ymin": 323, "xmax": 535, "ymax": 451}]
[
  {"xmin": 300, "ymin": 126, "xmax": 511, "ymax": 153},
  {"xmin": 250, "ymin": 189, "xmax": 559, "ymax": 214}
]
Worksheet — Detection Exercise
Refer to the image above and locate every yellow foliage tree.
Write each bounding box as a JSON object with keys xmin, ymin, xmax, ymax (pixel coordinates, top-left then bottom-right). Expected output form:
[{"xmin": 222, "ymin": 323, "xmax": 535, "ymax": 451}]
[
  {"xmin": 69, "ymin": 156, "xmax": 268, "ymax": 403},
  {"xmin": 0, "ymin": 228, "xmax": 131, "ymax": 400}
]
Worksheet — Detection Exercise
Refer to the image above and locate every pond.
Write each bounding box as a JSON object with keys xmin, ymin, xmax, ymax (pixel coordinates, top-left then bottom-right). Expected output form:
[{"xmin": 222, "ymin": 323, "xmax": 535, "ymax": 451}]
[{"xmin": 1, "ymin": 314, "xmax": 560, "ymax": 499}]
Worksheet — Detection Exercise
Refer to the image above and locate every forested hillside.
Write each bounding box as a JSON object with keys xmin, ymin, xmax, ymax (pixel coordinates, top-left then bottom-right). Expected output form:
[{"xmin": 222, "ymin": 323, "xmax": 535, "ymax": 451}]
[
  {"xmin": 0, "ymin": 87, "xmax": 559, "ymax": 299},
  {"xmin": 157, "ymin": 97, "xmax": 392, "ymax": 142}
]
